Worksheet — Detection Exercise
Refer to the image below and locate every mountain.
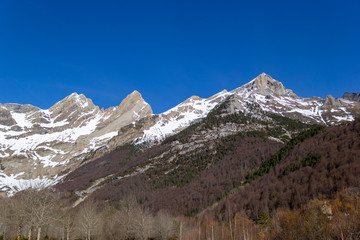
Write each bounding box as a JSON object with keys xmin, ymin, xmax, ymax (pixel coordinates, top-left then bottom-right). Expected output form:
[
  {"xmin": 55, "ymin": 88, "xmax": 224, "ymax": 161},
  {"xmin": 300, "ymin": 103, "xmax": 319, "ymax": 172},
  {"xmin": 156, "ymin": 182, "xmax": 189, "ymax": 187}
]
[
  {"xmin": 1, "ymin": 73, "xmax": 360, "ymax": 196},
  {"xmin": 0, "ymin": 91, "xmax": 151, "ymax": 194},
  {"xmin": 108, "ymin": 73, "xmax": 359, "ymax": 148}
]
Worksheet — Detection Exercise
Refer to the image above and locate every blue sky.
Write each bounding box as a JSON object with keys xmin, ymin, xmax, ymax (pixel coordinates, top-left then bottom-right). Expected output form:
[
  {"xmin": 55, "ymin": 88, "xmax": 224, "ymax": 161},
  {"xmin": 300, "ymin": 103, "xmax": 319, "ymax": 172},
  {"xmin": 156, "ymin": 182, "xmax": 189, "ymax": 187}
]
[{"xmin": 0, "ymin": 0, "xmax": 359, "ymax": 113}]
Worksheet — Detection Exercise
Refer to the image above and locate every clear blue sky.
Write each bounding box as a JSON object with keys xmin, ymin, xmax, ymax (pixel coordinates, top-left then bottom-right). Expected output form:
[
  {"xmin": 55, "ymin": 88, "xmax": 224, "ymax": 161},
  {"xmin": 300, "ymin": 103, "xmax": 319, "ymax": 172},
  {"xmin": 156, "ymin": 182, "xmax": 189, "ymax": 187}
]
[{"xmin": 0, "ymin": 0, "xmax": 359, "ymax": 113}]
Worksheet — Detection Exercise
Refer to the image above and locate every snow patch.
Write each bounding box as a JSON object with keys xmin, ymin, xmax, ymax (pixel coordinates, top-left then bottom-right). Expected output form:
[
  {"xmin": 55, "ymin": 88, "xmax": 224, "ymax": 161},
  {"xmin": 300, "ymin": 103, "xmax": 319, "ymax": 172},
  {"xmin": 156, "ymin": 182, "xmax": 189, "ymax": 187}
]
[
  {"xmin": 11, "ymin": 112, "xmax": 33, "ymax": 128},
  {"xmin": 0, "ymin": 172, "xmax": 64, "ymax": 196}
]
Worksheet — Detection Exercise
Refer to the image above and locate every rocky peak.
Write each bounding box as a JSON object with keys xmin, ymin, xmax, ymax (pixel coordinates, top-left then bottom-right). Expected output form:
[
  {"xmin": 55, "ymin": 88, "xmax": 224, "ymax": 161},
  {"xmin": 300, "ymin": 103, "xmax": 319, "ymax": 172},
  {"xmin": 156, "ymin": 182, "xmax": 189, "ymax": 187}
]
[
  {"xmin": 95, "ymin": 90, "xmax": 153, "ymax": 131},
  {"xmin": 117, "ymin": 90, "xmax": 152, "ymax": 115},
  {"xmin": 342, "ymin": 92, "xmax": 360, "ymax": 103},
  {"xmin": 51, "ymin": 92, "xmax": 95, "ymax": 110},
  {"xmin": 234, "ymin": 73, "xmax": 295, "ymax": 97},
  {"xmin": 250, "ymin": 73, "xmax": 287, "ymax": 95},
  {"xmin": 324, "ymin": 95, "xmax": 342, "ymax": 107},
  {"xmin": 49, "ymin": 92, "xmax": 97, "ymax": 123}
]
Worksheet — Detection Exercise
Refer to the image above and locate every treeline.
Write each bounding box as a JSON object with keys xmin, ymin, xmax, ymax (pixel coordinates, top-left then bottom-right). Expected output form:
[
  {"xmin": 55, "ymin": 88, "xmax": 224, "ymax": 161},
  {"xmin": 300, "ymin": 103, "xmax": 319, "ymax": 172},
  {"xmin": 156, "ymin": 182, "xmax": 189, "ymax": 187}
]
[{"xmin": 0, "ymin": 188, "xmax": 179, "ymax": 240}]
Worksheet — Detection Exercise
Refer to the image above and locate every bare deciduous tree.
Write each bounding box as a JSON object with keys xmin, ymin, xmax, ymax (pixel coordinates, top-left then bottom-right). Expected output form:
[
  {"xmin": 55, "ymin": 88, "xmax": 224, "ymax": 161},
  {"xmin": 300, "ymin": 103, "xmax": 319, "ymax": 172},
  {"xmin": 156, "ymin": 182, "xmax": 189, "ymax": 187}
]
[
  {"xmin": 75, "ymin": 200, "xmax": 100, "ymax": 240},
  {"xmin": 154, "ymin": 210, "xmax": 176, "ymax": 240},
  {"xmin": 133, "ymin": 207, "xmax": 154, "ymax": 240},
  {"xmin": 117, "ymin": 195, "xmax": 139, "ymax": 239}
]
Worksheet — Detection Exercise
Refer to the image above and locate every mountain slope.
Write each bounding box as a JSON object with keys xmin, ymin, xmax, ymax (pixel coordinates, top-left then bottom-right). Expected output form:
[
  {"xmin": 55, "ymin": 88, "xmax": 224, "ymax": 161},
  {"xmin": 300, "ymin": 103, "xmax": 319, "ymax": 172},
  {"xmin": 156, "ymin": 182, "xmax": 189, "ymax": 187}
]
[{"xmin": 208, "ymin": 116, "xmax": 360, "ymax": 220}]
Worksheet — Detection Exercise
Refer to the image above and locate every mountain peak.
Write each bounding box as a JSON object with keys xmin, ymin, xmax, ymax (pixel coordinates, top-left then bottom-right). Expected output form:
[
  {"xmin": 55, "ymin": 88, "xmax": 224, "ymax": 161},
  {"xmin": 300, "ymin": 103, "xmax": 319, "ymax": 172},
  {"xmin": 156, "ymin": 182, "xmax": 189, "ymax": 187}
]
[
  {"xmin": 49, "ymin": 93, "xmax": 97, "ymax": 122},
  {"xmin": 117, "ymin": 90, "xmax": 152, "ymax": 115},
  {"xmin": 233, "ymin": 73, "xmax": 295, "ymax": 97},
  {"xmin": 324, "ymin": 94, "xmax": 341, "ymax": 107},
  {"xmin": 122, "ymin": 90, "xmax": 146, "ymax": 104},
  {"xmin": 129, "ymin": 90, "xmax": 141, "ymax": 96},
  {"xmin": 251, "ymin": 73, "xmax": 286, "ymax": 94},
  {"xmin": 52, "ymin": 92, "xmax": 94, "ymax": 110}
]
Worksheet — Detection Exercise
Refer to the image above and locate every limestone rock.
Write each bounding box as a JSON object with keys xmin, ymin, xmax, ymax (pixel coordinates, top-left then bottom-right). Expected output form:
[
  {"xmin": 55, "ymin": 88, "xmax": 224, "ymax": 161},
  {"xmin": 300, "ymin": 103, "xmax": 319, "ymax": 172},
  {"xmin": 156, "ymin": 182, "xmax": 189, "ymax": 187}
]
[
  {"xmin": 0, "ymin": 107, "xmax": 16, "ymax": 126},
  {"xmin": 3, "ymin": 103, "xmax": 39, "ymax": 113},
  {"xmin": 233, "ymin": 73, "xmax": 296, "ymax": 97},
  {"xmin": 324, "ymin": 95, "xmax": 341, "ymax": 107}
]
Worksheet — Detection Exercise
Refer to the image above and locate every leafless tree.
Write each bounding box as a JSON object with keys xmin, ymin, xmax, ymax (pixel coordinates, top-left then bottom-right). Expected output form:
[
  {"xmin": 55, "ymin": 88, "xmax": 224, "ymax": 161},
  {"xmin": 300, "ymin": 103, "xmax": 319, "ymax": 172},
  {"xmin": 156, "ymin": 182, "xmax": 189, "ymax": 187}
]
[
  {"xmin": 11, "ymin": 189, "xmax": 33, "ymax": 240},
  {"xmin": 133, "ymin": 207, "xmax": 154, "ymax": 240},
  {"xmin": 75, "ymin": 200, "xmax": 100, "ymax": 240},
  {"xmin": 57, "ymin": 211, "xmax": 74, "ymax": 240},
  {"xmin": 117, "ymin": 195, "xmax": 139, "ymax": 239},
  {"xmin": 153, "ymin": 210, "xmax": 176, "ymax": 240},
  {"xmin": 29, "ymin": 187, "xmax": 59, "ymax": 240},
  {"xmin": 99, "ymin": 206, "xmax": 121, "ymax": 240}
]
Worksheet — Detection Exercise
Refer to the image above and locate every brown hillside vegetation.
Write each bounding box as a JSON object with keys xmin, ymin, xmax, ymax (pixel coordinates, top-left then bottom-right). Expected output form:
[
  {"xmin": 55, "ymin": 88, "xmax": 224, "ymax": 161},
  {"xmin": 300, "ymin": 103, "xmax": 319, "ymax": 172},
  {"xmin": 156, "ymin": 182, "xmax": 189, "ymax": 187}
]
[
  {"xmin": 91, "ymin": 135, "xmax": 282, "ymax": 216},
  {"xmin": 56, "ymin": 144, "xmax": 169, "ymax": 192},
  {"xmin": 211, "ymin": 116, "xmax": 360, "ymax": 221}
]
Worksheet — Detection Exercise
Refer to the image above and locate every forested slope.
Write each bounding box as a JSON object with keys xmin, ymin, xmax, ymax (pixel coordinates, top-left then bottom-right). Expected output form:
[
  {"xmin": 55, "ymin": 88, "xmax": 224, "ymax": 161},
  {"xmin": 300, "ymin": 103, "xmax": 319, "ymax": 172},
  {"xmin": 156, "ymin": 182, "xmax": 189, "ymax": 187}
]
[{"xmin": 210, "ymin": 116, "xmax": 360, "ymax": 220}]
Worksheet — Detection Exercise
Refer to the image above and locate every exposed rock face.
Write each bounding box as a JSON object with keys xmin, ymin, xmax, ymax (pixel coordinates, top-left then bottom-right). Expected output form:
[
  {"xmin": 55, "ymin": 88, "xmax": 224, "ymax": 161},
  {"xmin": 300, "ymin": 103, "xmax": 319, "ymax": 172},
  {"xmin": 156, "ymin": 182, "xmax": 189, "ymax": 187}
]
[
  {"xmin": 2, "ymin": 104, "xmax": 39, "ymax": 113},
  {"xmin": 342, "ymin": 92, "xmax": 360, "ymax": 102},
  {"xmin": 324, "ymin": 95, "xmax": 341, "ymax": 107},
  {"xmin": 49, "ymin": 93, "xmax": 98, "ymax": 125},
  {"xmin": 96, "ymin": 91, "xmax": 152, "ymax": 131},
  {"xmin": 234, "ymin": 73, "xmax": 295, "ymax": 97},
  {"xmin": 250, "ymin": 73, "xmax": 287, "ymax": 95},
  {"xmin": 0, "ymin": 107, "xmax": 16, "ymax": 126}
]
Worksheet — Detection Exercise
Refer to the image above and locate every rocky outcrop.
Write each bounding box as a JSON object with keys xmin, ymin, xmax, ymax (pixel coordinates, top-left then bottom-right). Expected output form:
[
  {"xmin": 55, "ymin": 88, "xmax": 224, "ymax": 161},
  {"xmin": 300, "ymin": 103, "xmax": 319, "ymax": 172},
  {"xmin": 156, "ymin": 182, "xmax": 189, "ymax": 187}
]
[
  {"xmin": 252, "ymin": 73, "xmax": 287, "ymax": 95},
  {"xmin": 3, "ymin": 103, "xmax": 39, "ymax": 113},
  {"xmin": 323, "ymin": 95, "xmax": 342, "ymax": 107},
  {"xmin": 49, "ymin": 93, "xmax": 98, "ymax": 125},
  {"xmin": 234, "ymin": 73, "xmax": 296, "ymax": 97},
  {"xmin": 342, "ymin": 92, "xmax": 360, "ymax": 103},
  {"xmin": 96, "ymin": 91, "xmax": 152, "ymax": 131},
  {"xmin": 0, "ymin": 107, "xmax": 16, "ymax": 126}
]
